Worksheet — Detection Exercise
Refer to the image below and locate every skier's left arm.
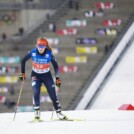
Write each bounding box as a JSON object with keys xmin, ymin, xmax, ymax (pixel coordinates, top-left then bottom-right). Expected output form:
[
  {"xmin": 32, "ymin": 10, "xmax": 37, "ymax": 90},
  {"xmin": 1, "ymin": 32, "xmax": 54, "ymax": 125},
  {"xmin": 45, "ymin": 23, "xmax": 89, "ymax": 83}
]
[{"xmin": 51, "ymin": 54, "xmax": 61, "ymax": 87}]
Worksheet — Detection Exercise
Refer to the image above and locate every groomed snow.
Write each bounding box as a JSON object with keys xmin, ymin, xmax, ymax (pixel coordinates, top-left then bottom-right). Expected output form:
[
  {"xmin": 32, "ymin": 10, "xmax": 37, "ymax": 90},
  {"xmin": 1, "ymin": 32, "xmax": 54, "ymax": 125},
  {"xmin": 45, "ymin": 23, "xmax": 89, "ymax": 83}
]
[
  {"xmin": 90, "ymin": 40, "xmax": 134, "ymax": 109},
  {"xmin": 0, "ymin": 110, "xmax": 134, "ymax": 134}
]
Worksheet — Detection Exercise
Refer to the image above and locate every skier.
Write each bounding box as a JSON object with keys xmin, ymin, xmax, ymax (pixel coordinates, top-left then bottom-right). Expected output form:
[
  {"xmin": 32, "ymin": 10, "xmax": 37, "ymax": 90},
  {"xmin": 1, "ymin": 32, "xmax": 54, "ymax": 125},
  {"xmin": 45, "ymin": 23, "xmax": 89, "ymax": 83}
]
[{"xmin": 19, "ymin": 37, "xmax": 67, "ymax": 120}]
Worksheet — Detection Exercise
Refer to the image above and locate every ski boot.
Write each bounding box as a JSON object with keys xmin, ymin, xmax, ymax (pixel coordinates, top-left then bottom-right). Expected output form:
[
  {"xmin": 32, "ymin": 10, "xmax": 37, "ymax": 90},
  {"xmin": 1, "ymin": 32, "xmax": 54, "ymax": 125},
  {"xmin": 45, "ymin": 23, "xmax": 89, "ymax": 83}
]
[
  {"xmin": 34, "ymin": 109, "xmax": 40, "ymax": 120},
  {"xmin": 56, "ymin": 111, "xmax": 67, "ymax": 120}
]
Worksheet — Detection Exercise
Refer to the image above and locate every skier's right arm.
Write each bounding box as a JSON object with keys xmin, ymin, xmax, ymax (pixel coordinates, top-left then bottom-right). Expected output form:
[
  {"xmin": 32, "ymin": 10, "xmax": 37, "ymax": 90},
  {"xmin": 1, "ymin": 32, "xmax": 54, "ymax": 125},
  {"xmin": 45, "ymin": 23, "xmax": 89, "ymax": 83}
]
[{"xmin": 19, "ymin": 51, "xmax": 31, "ymax": 81}]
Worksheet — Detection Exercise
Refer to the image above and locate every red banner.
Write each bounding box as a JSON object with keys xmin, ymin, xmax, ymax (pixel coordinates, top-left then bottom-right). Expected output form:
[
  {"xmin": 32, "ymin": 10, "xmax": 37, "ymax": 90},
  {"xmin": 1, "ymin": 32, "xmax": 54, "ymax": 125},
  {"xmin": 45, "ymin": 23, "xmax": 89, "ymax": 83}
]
[
  {"xmin": 56, "ymin": 28, "xmax": 77, "ymax": 35},
  {"xmin": 59, "ymin": 65, "xmax": 78, "ymax": 73},
  {"xmin": 94, "ymin": 2, "xmax": 114, "ymax": 9},
  {"xmin": 102, "ymin": 19, "xmax": 122, "ymax": 26}
]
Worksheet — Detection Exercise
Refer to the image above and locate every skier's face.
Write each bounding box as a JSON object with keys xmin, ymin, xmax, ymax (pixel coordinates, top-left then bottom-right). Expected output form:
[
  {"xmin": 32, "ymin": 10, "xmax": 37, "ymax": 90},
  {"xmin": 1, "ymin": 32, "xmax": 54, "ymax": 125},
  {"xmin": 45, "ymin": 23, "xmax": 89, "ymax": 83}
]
[{"xmin": 37, "ymin": 45, "xmax": 46, "ymax": 54}]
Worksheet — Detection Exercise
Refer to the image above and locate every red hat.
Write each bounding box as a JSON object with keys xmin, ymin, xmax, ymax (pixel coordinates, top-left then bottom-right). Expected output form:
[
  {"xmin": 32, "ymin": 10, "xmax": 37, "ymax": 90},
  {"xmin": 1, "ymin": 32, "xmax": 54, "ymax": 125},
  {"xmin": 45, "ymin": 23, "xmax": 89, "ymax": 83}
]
[{"xmin": 36, "ymin": 38, "xmax": 48, "ymax": 47}]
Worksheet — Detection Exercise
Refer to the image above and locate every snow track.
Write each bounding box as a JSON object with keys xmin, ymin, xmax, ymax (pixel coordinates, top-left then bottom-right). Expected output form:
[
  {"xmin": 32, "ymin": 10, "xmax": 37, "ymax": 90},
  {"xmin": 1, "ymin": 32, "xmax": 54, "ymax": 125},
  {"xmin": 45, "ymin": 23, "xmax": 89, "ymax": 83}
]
[{"xmin": 0, "ymin": 110, "xmax": 134, "ymax": 134}]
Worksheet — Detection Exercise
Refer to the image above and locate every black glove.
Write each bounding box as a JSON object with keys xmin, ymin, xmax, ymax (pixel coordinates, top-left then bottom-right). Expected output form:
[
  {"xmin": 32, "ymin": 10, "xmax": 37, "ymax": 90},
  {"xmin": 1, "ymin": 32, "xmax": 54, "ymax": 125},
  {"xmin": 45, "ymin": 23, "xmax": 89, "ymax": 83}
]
[
  {"xmin": 19, "ymin": 73, "xmax": 26, "ymax": 81},
  {"xmin": 56, "ymin": 77, "xmax": 61, "ymax": 87}
]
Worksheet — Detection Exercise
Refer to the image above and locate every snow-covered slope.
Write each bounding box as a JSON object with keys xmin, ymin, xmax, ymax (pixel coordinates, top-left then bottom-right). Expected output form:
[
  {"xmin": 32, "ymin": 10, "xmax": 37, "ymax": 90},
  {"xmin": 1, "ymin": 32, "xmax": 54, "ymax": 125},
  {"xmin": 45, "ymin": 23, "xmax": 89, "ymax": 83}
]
[
  {"xmin": 89, "ymin": 40, "xmax": 134, "ymax": 109},
  {"xmin": 0, "ymin": 110, "xmax": 134, "ymax": 134}
]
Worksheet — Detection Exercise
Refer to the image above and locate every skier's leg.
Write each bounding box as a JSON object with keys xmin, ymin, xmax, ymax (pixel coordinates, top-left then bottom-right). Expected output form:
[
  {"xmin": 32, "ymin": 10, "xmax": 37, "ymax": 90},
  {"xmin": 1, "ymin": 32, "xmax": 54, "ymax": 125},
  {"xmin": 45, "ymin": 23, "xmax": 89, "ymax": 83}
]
[
  {"xmin": 42, "ymin": 72, "xmax": 67, "ymax": 119},
  {"xmin": 31, "ymin": 76, "xmax": 41, "ymax": 119},
  {"xmin": 41, "ymin": 72, "xmax": 61, "ymax": 111},
  {"xmin": 45, "ymin": 78, "xmax": 61, "ymax": 112}
]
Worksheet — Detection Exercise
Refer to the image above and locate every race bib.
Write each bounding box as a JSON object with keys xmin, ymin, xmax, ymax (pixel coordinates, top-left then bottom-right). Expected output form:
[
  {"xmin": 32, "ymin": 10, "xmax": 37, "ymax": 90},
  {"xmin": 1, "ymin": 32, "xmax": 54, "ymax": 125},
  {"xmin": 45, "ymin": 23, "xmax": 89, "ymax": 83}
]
[{"xmin": 32, "ymin": 62, "xmax": 50, "ymax": 73}]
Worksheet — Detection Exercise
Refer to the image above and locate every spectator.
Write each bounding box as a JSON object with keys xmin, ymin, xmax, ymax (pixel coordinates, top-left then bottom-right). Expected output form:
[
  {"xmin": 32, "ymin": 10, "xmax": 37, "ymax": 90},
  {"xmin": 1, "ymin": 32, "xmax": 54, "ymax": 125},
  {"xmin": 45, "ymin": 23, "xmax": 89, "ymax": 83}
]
[
  {"xmin": 75, "ymin": 1, "xmax": 79, "ymax": 10},
  {"xmin": 97, "ymin": 8, "xmax": 104, "ymax": 17},
  {"xmin": 48, "ymin": 23, "xmax": 56, "ymax": 32},
  {"xmin": 68, "ymin": 0, "xmax": 73, "ymax": 9},
  {"xmin": 46, "ymin": 13, "xmax": 50, "ymax": 20},
  {"xmin": 104, "ymin": 45, "xmax": 109, "ymax": 54},
  {"xmin": 49, "ymin": 23, "xmax": 54, "ymax": 32},
  {"xmin": 10, "ymin": 85, "xmax": 15, "ymax": 95},
  {"xmin": 53, "ymin": 23, "xmax": 56, "ymax": 32},
  {"xmin": 18, "ymin": 27, "xmax": 24, "ymax": 35},
  {"xmin": 2, "ymin": 33, "xmax": 7, "ymax": 41}
]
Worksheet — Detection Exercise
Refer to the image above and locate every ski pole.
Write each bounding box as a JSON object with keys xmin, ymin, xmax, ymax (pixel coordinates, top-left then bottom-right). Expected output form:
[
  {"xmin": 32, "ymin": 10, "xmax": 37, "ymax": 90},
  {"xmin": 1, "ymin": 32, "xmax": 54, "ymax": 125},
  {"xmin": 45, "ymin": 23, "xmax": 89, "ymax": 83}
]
[
  {"xmin": 50, "ymin": 87, "xmax": 60, "ymax": 119},
  {"xmin": 13, "ymin": 80, "xmax": 25, "ymax": 121},
  {"xmin": 51, "ymin": 107, "xmax": 54, "ymax": 119}
]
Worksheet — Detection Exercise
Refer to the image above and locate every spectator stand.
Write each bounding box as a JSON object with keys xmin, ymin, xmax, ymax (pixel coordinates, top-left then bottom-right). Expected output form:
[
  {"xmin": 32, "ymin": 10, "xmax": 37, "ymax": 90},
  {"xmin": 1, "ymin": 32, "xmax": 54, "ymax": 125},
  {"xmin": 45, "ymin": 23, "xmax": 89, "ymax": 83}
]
[
  {"xmin": 101, "ymin": 19, "xmax": 122, "ymax": 27},
  {"xmin": 56, "ymin": 28, "xmax": 77, "ymax": 36},
  {"xmin": 84, "ymin": 9, "xmax": 104, "ymax": 18},
  {"xmin": 0, "ymin": 56, "xmax": 20, "ymax": 111},
  {"xmin": 97, "ymin": 28, "xmax": 117, "ymax": 36},
  {"xmin": 0, "ymin": 0, "xmax": 133, "ymax": 113},
  {"xmin": 94, "ymin": 2, "xmax": 114, "ymax": 9}
]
